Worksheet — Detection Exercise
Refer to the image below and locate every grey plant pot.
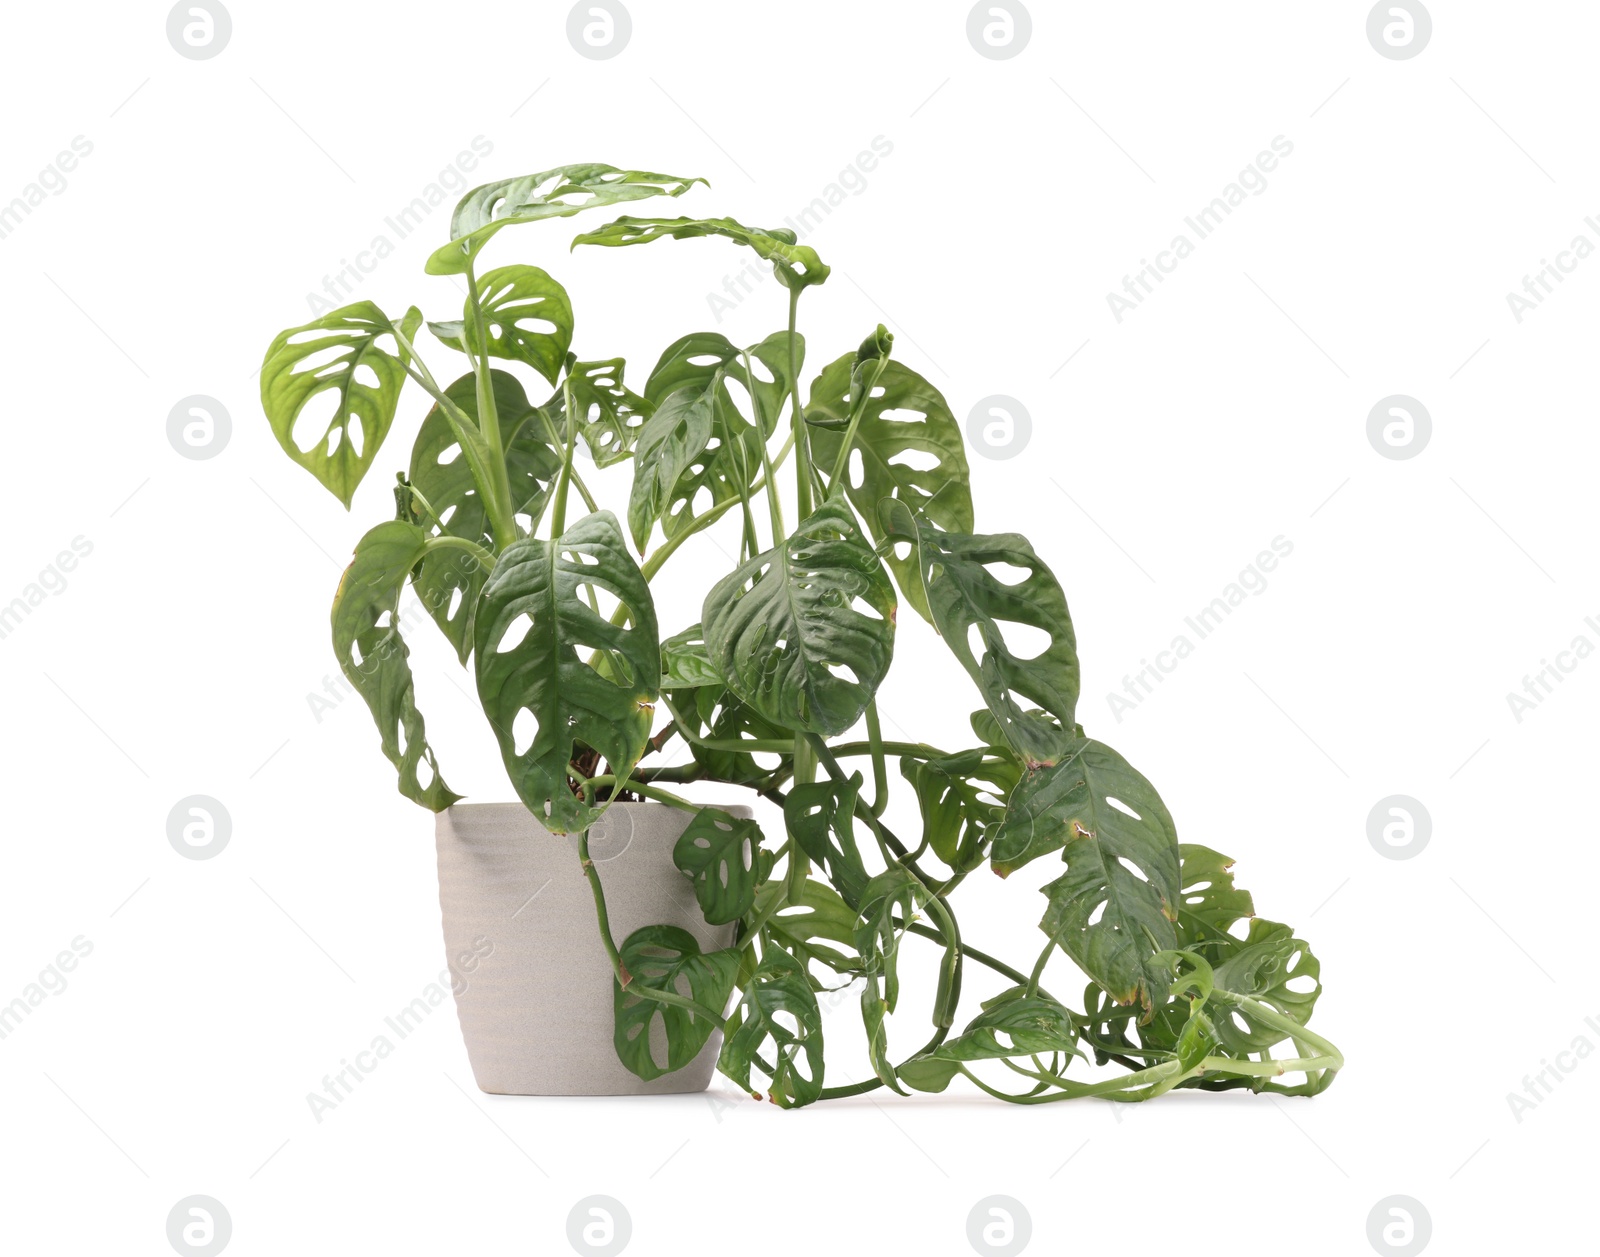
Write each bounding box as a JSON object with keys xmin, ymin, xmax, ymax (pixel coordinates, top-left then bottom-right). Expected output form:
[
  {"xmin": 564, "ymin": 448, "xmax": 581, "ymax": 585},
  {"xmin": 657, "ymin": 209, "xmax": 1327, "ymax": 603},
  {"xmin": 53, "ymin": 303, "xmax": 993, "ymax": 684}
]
[{"xmin": 435, "ymin": 800, "xmax": 742, "ymax": 1096}]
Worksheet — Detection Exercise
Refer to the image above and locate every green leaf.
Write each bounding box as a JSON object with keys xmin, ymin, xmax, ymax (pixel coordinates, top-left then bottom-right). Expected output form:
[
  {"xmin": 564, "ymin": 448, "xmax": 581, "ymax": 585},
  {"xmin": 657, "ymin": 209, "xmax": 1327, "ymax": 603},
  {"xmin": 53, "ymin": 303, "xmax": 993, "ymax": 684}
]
[
  {"xmin": 638, "ymin": 331, "xmax": 799, "ymax": 546},
  {"xmin": 427, "ymin": 164, "xmax": 706, "ymax": 275},
  {"xmin": 473, "ymin": 511, "xmax": 659, "ymax": 833},
  {"xmin": 628, "ymin": 383, "xmax": 715, "ymax": 551},
  {"xmin": 883, "ymin": 502, "xmax": 1079, "ymax": 765},
  {"xmin": 900, "ymin": 748, "xmax": 1019, "ymax": 869},
  {"xmin": 1172, "ymin": 845, "xmax": 1257, "ymax": 955},
  {"xmin": 660, "ymin": 622, "xmax": 724, "ymax": 689},
  {"xmin": 808, "ymin": 359, "xmax": 973, "ymax": 622},
  {"xmin": 899, "ymin": 988, "xmax": 1082, "ymax": 1093},
  {"xmin": 1013, "ymin": 740, "xmax": 1181, "ymax": 1008},
  {"xmin": 407, "ymin": 370, "xmax": 561, "ymax": 661},
  {"xmin": 428, "ymin": 266, "xmax": 573, "ymax": 385},
  {"xmin": 719, "ymin": 947, "xmax": 824, "ymax": 1106},
  {"xmin": 784, "ymin": 774, "xmax": 872, "ymax": 909},
  {"xmin": 702, "ymin": 499, "xmax": 896, "ymax": 736},
  {"xmin": 574, "ymin": 216, "xmax": 828, "ymax": 291},
  {"xmin": 1211, "ymin": 920, "xmax": 1322, "ymax": 1053},
  {"xmin": 261, "ymin": 302, "xmax": 422, "ymax": 508},
  {"xmin": 755, "ymin": 878, "xmax": 861, "ymax": 979},
  {"xmin": 614, "ymin": 925, "xmax": 739, "ymax": 1081},
  {"xmin": 853, "ymin": 867, "xmax": 925, "ymax": 1014},
  {"xmin": 331, "ymin": 521, "xmax": 460, "ymax": 811},
  {"xmin": 672, "ymin": 808, "xmax": 763, "ymax": 925},
  {"xmin": 551, "ymin": 358, "xmax": 653, "ymax": 467}
]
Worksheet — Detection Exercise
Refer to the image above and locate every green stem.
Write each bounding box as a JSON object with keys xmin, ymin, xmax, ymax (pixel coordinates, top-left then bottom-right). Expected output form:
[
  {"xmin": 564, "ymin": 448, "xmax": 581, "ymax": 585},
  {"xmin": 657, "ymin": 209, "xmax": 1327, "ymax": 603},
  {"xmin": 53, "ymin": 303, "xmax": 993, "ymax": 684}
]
[
  {"xmin": 1025, "ymin": 939, "xmax": 1054, "ymax": 999},
  {"xmin": 787, "ymin": 288, "xmax": 812, "ymax": 520},
  {"xmin": 582, "ymin": 775, "xmax": 701, "ymax": 812},
  {"xmin": 420, "ymin": 534, "xmax": 495, "ymax": 571},
  {"xmin": 463, "ymin": 260, "xmax": 518, "ymax": 550},
  {"xmin": 740, "ymin": 348, "xmax": 786, "ymax": 547},
  {"xmin": 825, "ymin": 356, "xmax": 891, "ymax": 495},
  {"xmin": 864, "ymin": 701, "xmax": 889, "ymax": 817}
]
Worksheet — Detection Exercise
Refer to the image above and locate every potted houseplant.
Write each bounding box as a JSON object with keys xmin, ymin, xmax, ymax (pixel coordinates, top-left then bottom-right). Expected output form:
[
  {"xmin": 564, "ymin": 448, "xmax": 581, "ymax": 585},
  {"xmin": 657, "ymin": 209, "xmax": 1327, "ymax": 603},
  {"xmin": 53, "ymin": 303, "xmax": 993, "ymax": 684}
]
[{"xmin": 260, "ymin": 163, "xmax": 1342, "ymax": 1104}]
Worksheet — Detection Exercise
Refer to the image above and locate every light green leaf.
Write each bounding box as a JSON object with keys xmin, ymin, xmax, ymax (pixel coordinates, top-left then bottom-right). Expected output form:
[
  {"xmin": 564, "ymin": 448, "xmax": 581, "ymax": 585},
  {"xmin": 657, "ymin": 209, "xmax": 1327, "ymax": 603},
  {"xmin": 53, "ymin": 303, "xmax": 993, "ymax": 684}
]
[
  {"xmin": 406, "ymin": 370, "xmax": 561, "ymax": 661},
  {"xmin": 428, "ymin": 265, "xmax": 572, "ymax": 385},
  {"xmin": 660, "ymin": 622, "xmax": 724, "ymax": 689},
  {"xmin": 574, "ymin": 216, "xmax": 829, "ymax": 291},
  {"xmin": 261, "ymin": 302, "xmax": 422, "ymax": 507},
  {"xmin": 331, "ymin": 521, "xmax": 460, "ymax": 811},
  {"xmin": 427, "ymin": 164, "xmax": 706, "ymax": 275},
  {"xmin": 614, "ymin": 925, "xmax": 739, "ymax": 1081},
  {"xmin": 755, "ymin": 878, "xmax": 861, "ymax": 979},
  {"xmin": 473, "ymin": 511, "xmax": 659, "ymax": 833},
  {"xmin": 702, "ymin": 499, "xmax": 896, "ymax": 736},
  {"xmin": 672, "ymin": 808, "xmax": 763, "ymax": 925},
  {"xmin": 901, "ymin": 986, "xmax": 1082, "ymax": 1093},
  {"xmin": 551, "ymin": 358, "xmax": 653, "ymax": 467},
  {"xmin": 883, "ymin": 502, "xmax": 1079, "ymax": 765},
  {"xmin": 1211, "ymin": 920, "xmax": 1322, "ymax": 1054}
]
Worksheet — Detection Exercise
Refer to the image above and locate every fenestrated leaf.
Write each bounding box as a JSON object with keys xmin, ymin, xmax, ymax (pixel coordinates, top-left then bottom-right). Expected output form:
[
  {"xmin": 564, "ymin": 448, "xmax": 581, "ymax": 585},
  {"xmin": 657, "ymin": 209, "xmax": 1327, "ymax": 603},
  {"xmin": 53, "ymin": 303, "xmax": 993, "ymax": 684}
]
[
  {"xmin": 638, "ymin": 331, "xmax": 799, "ymax": 547},
  {"xmin": 702, "ymin": 499, "xmax": 896, "ymax": 736},
  {"xmin": 473, "ymin": 511, "xmax": 659, "ymax": 833},
  {"xmin": 784, "ymin": 774, "xmax": 872, "ymax": 909},
  {"xmin": 808, "ymin": 358, "xmax": 972, "ymax": 622},
  {"xmin": 854, "ymin": 867, "xmax": 925, "ymax": 1014},
  {"xmin": 1211, "ymin": 920, "xmax": 1322, "ymax": 1054},
  {"xmin": 673, "ymin": 808, "xmax": 763, "ymax": 925},
  {"xmin": 427, "ymin": 164, "xmax": 706, "ymax": 275},
  {"xmin": 660, "ymin": 623, "xmax": 724, "ymax": 689},
  {"xmin": 428, "ymin": 265, "xmax": 572, "ymax": 385},
  {"xmin": 1173, "ymin": 845, "xmax": 1257, "ymax": 955},
  {"xmin": 719, "ymin": 946, "xmax": 824, "ymax": 1106},
  {"xmin": 1014, "ymin": 740, "xmax": 1181, "ymax": 1009},
  {"xmin": 755, "ymin": 878, "xmax": 861, "ymax": 980},
  {"xmin": 575, "ymin": 216, "xmax": 828, "ymax": 291},
  {"xmin": 331, "ymin": 521, "xmax": 460, "ymax": 811},
  {"xmin": 549, "ymin": 358, "xmax": 653, "ymax": 467},
  {"xmin": 900, "ymin": 986, "xmax": 1083, "ymax": 1093},
  {"xmin": 407, "ymin": 370, "xmax": 561, "ymax": 661},
  {"xmin": 883, "ymin": 502, "xmax": 1079, "ymax": 765},
  {"xmin": 900, "ymin": 747, "xmax": 1019, "ymax": 870},
  {"xmin": 628, "ymin": 383, "xmax": 715, "ymax": 550},
  {"xmin": 261, "ymin": 302, "xmax": 422, "ymax": 507},
  {"xmin": 613, "ymin": 925, "xmax": 739, "ymax": 1081}
]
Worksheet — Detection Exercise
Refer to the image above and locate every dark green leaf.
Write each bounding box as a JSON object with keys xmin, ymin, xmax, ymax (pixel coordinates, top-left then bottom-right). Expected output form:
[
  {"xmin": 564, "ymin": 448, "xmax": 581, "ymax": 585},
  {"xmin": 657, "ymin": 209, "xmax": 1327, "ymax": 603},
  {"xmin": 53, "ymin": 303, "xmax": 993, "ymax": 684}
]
[
  {"xmin": 900, "ymin": 748, "xmax": 1018, "ymax": 869},
  {"xmin": 808, "ymin": 359, "xmax": 972, "ymax": 622},
  {"xmin": 1173, "ymin": 845, "xmax": 1257, "ymax": 955},
  {"xmin": 660, "ymin": 623, "xmax": 724, "ymax": 689},
  {"xmin": 614, "ymin": 925, "xmax": 739, "ymax": 1081},
  {"xmin": 429, "ymin": 265, "xmax": 573, "ymax": 385},
  {"xmin": 672, "ymin": 808, "xmax": 763, "ymax": 925},
  {"xmin": 331, "ymin": 521, "xmax": 460, "ymax": 810},
  {"xmin": 784, "ymin": 774, "xmax": 872, "ymax": 909},
  {"xmin": 473, "ymin": 511, "xmax": 659, "ymax": 833},
  {"xmin": 407, "ymin": 370, "xmax": 562, "ymax": 661},
  {"xmin": 719, "ymin": 947, "xmax": 824, "ymax": 1106},
  {"xmin": 883, "ymin": 502, "xmax": 1079, "ymax": 765},
  {"xmin": 261, "ymin": 302, "xmax": 421, "ymax": 507},
  {"xmin": 550, "ymin": 358, "xmax": 653, "ymax": 467},
  {"xmin": 1211, "ymin": 920, "xmax": 1321, "ymax": 1053},
  {"xmin": 427, "ymin": 164, "xmax": 706, "ymax": 275},
  {"xmin": 854, "ymin": 868, "xmax": 925, "ymax": 1014},
  {"xmin": 755, "ymin": 878, "xmax": 861, "ymax": 979},
  {"xmin": 1013, "ymin": 740, "xmax": 1180, "ymax": 1008},
  {"xmin": 575, "ymin": 216, "xmax": 828, "ymax": 291},
  {"xmin": 628, "ymin": 383, "xmax": 715, "ymax": 550},
  {"xmin": 899, "ymin": 988, "xmax": 1082, "ymax": 1093},
  {"xmin": 702, "ymin": 499, "xmax": 896, "ymax": 735}
]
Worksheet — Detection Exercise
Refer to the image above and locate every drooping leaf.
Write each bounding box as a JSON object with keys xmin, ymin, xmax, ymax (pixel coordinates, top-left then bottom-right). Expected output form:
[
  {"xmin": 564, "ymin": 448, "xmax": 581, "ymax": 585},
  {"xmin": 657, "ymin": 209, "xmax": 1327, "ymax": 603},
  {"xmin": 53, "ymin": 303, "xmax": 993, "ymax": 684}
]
[
  {"xmin": 637, "ymin": 331, "xmax": 799, "ymax": 546},
  {"xmin": 330, "ymin": 521, "xmax": 460, "ymax": 811},
  {"xmin": 261, "ymin": 302, "xmax": 422, "ymax": 507},
  {"xmin": 549, "ymin": 358, "xmax": 653, "ymax": 467},
  {"xmin": 702, "ymin": 499, "xmax": 896, "ymax": 735},
  {"xmin": 575, "ymin": 216, "xmax": 828, "ymax": 291},
  {"xmin": 883, "ymin": 502, "xmax": 1079, "ymax": 765},
  {"xmin": 1013, "ymin": 740, "xmax": 1181, "ymax": 1008},
  {"xmin": 427, "ymin": 164, "xmax": 706, "ymax": 275},
  {"xmin": 784, "ymin": 774, "xmax": 872, "ymax": 909},
  {"xmin": 719, "ymin": 946, "xmax": 824, "ymax": 1106},
  {"xmin": 899, "ymin": 748, "xmax": 1019, "ymax": 870},
  {"xmin": 1210, "ymin": 920, "xmax": 1322, "ymax": 1054},
  {"xmin": 429, "ymin": 265, "xmax": 573, "ymax": 385},
  {"xmin": 900, "ymin": 986, "xmax": 1083, "ymax": 1093},
  {"xmin": 613, "ymin": 925, "xmax": 740, "ymax": 1081},
  {"xmin": 1172, "ymin": 845, "xmax": 1257, "ymax": 955},
  {"xmin": 628, "ymin": 383, "xmax": 715, "ymax": 550},
  {"xmin": 672, "ymin": 808, "xmax": 763, "ymax": 925},
  {"xmin": 808, "ymin": 358, "xmax": 972, "ymax": 622},
  {"xmin": 755, "ymin": 879, "xmax": 861, "ymax": 980},
  {"xmin": 406, "ymin": 370, "xmax": 561, "ymax": 661},
  {"xmin": 473, "ymin": 511, "xmax": 659, "ymax": 833},
  {"xmin": 853, "ymin": 867, "xmax": 925, "ymax": 1014},
  {"xmin": 660, "ymin": 623, "xmax": 725, "ymax": 689}
]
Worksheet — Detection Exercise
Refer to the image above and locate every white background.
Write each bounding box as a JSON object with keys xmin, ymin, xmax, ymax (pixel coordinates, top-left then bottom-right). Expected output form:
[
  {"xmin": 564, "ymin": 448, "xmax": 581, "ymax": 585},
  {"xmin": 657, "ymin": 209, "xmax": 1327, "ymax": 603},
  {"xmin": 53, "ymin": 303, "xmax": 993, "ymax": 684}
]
[{"xmin": 1, "ymin": 2, "xmax": 1593, "ymax": 1254}]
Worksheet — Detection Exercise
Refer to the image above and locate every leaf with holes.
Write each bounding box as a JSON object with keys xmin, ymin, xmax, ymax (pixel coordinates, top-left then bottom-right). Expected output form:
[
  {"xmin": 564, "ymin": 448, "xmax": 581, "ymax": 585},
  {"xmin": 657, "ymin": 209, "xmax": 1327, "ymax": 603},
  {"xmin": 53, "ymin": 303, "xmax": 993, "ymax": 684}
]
[
  {"xmin": 808, "ymin": 358, "xmax": 973, "ymax": 622},
  {"xmin": 1210, "ymin": 920, "xmax": 1322, "ymax": 1054},
  {"xmin": 900, "ymin": 748, "xmax": 1019, "ymax": 870},
  {"xmin": 660, "ymin": 623, "xmax": 725, "ymax": 689},
  {"xmin": 428, "ymin": 266, "xmax": 573, "ymax": 385},
  {"xmin": 546, "ymin": 358, "xmax": 653, "ymax": 467},
  {"xmin": 883, "ymin": 501, "xmax": 1079, "ymax": 765},
  {"xmin": 407, "ymin": 370, "xmax": 562, "ymax": 661},
  {"xmin": 1172, "ymin": 845, "xmax": 1257, "ymax": 956},
  {"xmin": 854, "ymin": 867, "xmax": 925, "ymax": 1014},
  {"xmin": 628, "ymin": 382, "xmax": 716, "ymax": 551},
  {"xmin": 673, "ymin": 808, "xmax": 763, "ymax": 925},
  {"xmin": 426, "ymin": 164, "xmax": 706, "ymax": 275},
  {"xmin": 637, "ymin": 331, "xmax": 799, "ymax": 547},
  {"xmin": 473, "ymin": 511, "xmax": 659, "ymax": 833},
  {"xmin": 664, "ymin": 684, "xmax": 793, "ymax": 786},
  {"xmin": 702, "ymin": 499, "xmax": 896, "ymax": 735},
  {"xmin": 899, "ymin": 987, "xmax": 1082, "ymax": 1093},
  {"xmin": 784, "ymin": 774, "xmax": 872, "ymax": 909},
  {"xmin": 719, "ymin": 946, "xmax": 825, "ymax": 1106},
  {"xmin": 755, "ymin": 879, "xmax": 861, "ymax": 980},
  {"xmin": 331, "ymin": 521, "xmax": 460, "ymax": 811},
  {"xmin": 1010, "ymin": 739, "xmax": 1180, "ymax": 1008},
  {"xmin": 574, "ymin": 216, "xmax": 829, "ymax": 291},
  {"xmin": 261, "ymin": 302, "xmax": 422, "ymax": 508},
  {"xmin": 613, "ymin": 925, "xmax": 739, "ymax": 1081}
]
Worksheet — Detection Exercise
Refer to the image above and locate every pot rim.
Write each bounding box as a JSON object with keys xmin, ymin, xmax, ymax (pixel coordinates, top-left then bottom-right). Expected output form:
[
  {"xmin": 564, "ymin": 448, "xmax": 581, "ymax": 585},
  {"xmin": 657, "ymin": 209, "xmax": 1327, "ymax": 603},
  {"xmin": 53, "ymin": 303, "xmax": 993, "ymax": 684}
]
[{"xmin": 440, "ymin": 800, "xmax": 754, "ymax": 816}]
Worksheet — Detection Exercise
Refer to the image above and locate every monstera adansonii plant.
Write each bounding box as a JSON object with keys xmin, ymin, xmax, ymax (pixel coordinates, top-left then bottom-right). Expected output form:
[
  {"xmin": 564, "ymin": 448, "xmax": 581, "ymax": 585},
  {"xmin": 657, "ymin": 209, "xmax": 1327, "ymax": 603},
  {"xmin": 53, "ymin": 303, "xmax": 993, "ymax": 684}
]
[{"xmin": 260, "ymin": 163, "xmax": 1341, "ymax": 1106}]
